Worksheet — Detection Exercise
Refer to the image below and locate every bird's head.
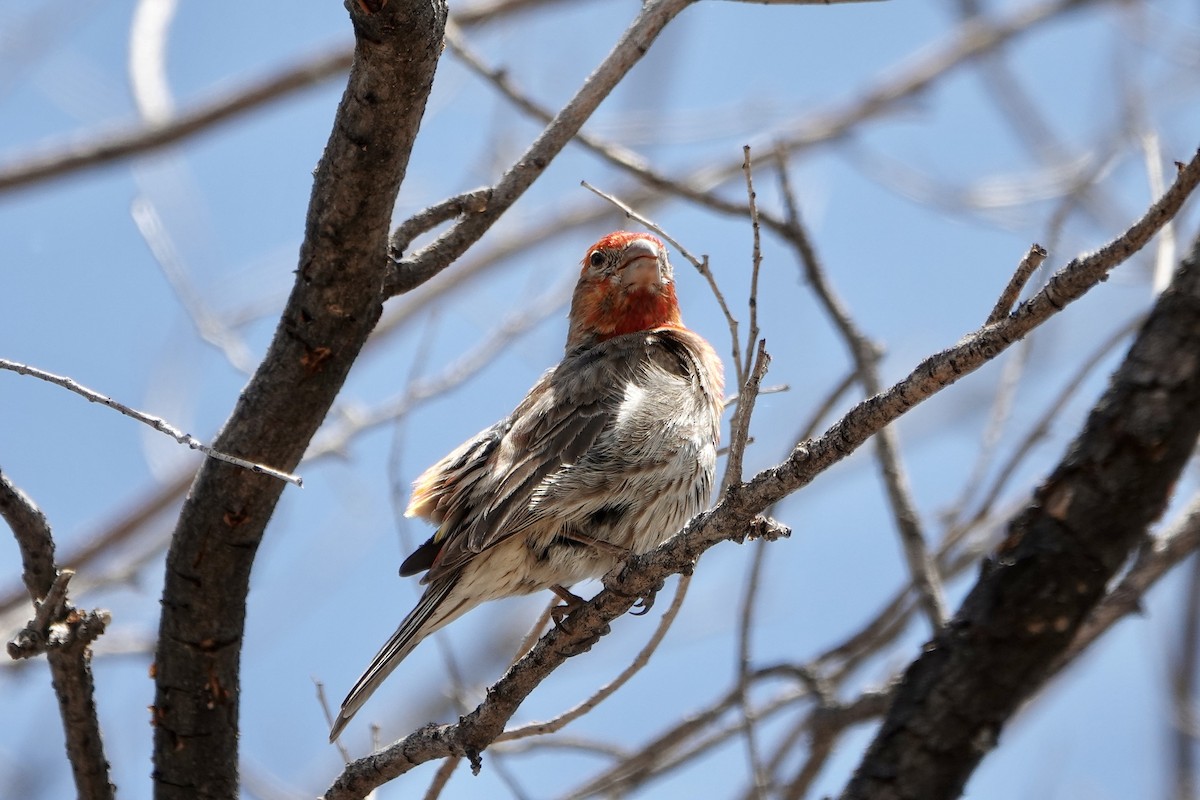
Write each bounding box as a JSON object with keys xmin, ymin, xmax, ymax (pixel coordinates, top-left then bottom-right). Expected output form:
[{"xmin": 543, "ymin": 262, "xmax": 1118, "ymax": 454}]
[{"xmin": 566, "ymin": 231, "xmax": 683, "ymax": 350}]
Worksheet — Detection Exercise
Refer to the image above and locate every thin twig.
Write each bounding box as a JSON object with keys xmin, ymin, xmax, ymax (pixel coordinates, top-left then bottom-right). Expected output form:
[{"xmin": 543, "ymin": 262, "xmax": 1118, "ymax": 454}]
[
  {"xmin": 131, "ymin": 196, "xmax": 256, "ymax": 373},
  {"xmin": 423, "ymin": 756, "xmax": 463, "ymax": 800},
  {"xmin": 0, "ymin": 358, "xmax": 301, "ymax": 486},
  {"xmin": 736, "ymin": 540, "xmax": 770, "ymax": 800},
  {"xmin": 498, "ymin": 574, "xmax": 693, "ymax": 742},
  {"xmin": 741, "ymin": 146, "xmax": 763, "ymax": 390},
  {"xmin": 722, "ymin": 341, "xmax": 771, "ymax": 495},
  {"xmin": 1172, "ymin": 550, "xmax": 1200, "ymax": 800},
  {"xmin": 987, "ymin": 243, "xmax": 1048, "ymax": 324},
  {"xmin": 314, "ymin": 680, "xmax": 352, "ymax": 765}
]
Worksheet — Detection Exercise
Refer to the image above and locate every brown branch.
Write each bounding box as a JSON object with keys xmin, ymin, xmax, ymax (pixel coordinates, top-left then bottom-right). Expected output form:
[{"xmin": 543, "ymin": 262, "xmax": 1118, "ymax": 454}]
[
  {"xmin": 150, "ymin": 3, "xmax": 448, "ymax": 797},
  {"xmin": 986, "ymin": 243, "xmax": 1047, "ymax": 324},
  {"xmin": 841, "ymin": 229, "xmax": 1200, "ymax": 800},
  {"xmin": 1062, "ymin": 494, "xmax": 1200, "ymax": 667},
  {"xmin": 0, "ymin": 470, "xmax": 114, "ymax": 800},
  {"xmin": 0, "ymin": 47, "xmax": 353, "ymax": 195}
]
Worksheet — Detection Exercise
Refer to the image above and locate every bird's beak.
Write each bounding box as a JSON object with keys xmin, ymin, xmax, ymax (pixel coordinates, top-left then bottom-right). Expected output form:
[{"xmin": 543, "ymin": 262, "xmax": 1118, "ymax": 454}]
[{"xmin": 618, "ymin": 239, "xmax": 664, "ymax": 290}]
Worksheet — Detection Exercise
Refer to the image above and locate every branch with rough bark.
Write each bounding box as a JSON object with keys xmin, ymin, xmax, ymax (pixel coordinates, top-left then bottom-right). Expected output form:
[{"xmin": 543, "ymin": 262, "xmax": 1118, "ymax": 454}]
[
  {"xmin": 150, "ymin": 3, "xmax": 448, "ymax": 797},
  {"xmin": 841, "ymin": 229, "xmax": 1200, "ymax": 800},
  {"xmin": 1, "ymin": 471, "xmax": 114, "ymax": 800}
]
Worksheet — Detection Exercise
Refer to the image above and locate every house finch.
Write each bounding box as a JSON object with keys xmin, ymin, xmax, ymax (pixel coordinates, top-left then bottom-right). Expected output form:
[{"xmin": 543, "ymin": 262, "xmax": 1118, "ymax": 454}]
[{"xmin": 329, "ymin": 231, "xmax": 724, "ymax": 741}]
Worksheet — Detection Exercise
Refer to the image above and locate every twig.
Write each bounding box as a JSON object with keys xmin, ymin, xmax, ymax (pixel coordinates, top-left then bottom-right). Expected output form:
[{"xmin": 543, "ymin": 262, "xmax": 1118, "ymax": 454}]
[
  {"xmin": 131, "ymin": 196, "xmax": 256, "ymax": 373},
  {"xmin": 314, "ymin": 680, "xmax": 352, "ymax": 765},
  {"xmin": 736, "ymin": 539, "xmax": 770, "ymax": 800},
  {"xmin": 987, "ymin": 243, "xmax": 1048, "ymax": 324},
  {"xmin": 1172, "ymin": 549, "xmax": 1200, "ymax": 800},
  {"xmin": 722, "ymin": 341, "xmax": 771, "ymax": 495},
  {"xmin": 498, "ymin": 574, "xmax": 692, "ymax": 742},
  {"xmin": 0, "ymin": 358, "xmax": 303, "ymax": 486},
  {"xmin": 7, "ymin": 568, "xmax": 76, "ymax": 659},
  {"xmin": 390, "ymin": 188, "xmax": 492, "ymax": 257},
  {"xmin": 423, "ymin": 756, "xmax": 462, "ymax": 800},
  {"xmin": 741, "ymin": 146, "xmax": 763, "ymax": 390}
]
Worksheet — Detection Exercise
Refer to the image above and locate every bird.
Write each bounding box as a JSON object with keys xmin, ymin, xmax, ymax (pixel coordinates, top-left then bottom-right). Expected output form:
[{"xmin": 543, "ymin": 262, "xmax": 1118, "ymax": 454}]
[{"xmin": 329, "ymin": 231, "xmax": 724, "ymax": 741}]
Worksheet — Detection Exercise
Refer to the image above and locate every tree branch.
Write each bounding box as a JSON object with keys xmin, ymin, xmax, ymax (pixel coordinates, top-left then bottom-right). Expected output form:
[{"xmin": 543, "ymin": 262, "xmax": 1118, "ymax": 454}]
[
  {"xmin": 1, "ymin": 470, "xmax": 114, "ymax": 800},
  {"xmin": 150, "ymin": 3, "xmax": 448, "ymax": 797},
  {"xmin": 841, "ymin": 230, "xmax": 1200, "ymax": 800},
  {"xmin": 383, "ymin": 0, "xmax": 693, "ymax": 297}
]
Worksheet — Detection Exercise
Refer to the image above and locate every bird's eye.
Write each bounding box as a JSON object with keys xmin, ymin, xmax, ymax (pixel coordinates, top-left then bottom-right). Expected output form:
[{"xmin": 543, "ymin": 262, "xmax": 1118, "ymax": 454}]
[{"xmin": 588, "ymin": 250, "xmax": 606, "ymax": 268}]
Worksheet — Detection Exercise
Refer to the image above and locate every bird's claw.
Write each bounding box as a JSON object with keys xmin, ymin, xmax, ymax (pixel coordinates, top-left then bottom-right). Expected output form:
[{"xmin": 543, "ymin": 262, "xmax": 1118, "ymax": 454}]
[
  {"xmin": 549, "ymin": 584, "xmax": 586, "ymax": 632},
  {"xmin": 629, "ymin": 589, "xmax": 657, "ymax": 616}
]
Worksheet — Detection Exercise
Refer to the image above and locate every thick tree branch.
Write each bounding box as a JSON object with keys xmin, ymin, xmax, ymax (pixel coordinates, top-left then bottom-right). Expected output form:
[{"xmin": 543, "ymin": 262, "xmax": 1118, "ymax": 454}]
[
  {"xmin": 150, "ymin": 3, "xmax": 448, "ymax": 797},
  {"xmin": 841, "ymin": 231, "xmax": 1200, "ymax": 800}
]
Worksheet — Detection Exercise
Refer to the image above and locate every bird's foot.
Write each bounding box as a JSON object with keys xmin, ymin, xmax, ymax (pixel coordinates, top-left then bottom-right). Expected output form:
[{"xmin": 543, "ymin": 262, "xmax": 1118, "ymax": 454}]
[
  {"xmin": 548, "ymin": 584, "xmax": 608, "ymax": 655},
  {"xmin": 549, "ymin": 584, "xmax": 586, "ymax": 632}
]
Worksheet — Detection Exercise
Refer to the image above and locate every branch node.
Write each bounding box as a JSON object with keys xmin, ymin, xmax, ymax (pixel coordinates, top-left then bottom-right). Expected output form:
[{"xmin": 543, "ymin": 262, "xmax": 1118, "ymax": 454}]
[{"xmin": 987, "ymin": 243, "xmax": 1048, "ymax": 325}]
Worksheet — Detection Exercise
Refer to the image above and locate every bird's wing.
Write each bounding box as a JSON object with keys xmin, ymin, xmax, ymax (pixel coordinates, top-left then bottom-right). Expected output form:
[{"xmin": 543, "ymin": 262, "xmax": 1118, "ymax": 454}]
[{"xmin": 411, "ymin": 340, "xmax": 640, "ymax": 583}]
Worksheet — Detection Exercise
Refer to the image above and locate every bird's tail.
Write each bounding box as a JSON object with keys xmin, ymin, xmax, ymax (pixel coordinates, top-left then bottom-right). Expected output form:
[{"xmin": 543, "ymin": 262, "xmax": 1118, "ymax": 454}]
[{"xmin": 329, "ymin": 575, "xmax": 462, "ymax": 742}]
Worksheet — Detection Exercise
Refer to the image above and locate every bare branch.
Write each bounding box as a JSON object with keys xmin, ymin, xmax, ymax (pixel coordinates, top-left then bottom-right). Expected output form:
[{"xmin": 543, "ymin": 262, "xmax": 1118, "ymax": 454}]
[
  {"xmin": 0, "ymin": 357, "xmax": 302, "ymax": 486},
  {"xmin": 385, "ymin": 0, "xmax": 693, "ymax": 296},
  {"xmin": 842, "ymin": 230, "xmax": 1200, "ymax": 799},
  {"xmin": 986, "ymin": 243, "xmax": 1048, "ymax": 324},
  {"xmin": 0, "ymin": 471, "xmax": 114, "ymax": 800},
  {"xmin": 776, "ymin": 152, "xmax": 948, "ymax": 629},
  {"xmin": 0, "ymin": 46, "xmax": 353, "ymax": 195}
]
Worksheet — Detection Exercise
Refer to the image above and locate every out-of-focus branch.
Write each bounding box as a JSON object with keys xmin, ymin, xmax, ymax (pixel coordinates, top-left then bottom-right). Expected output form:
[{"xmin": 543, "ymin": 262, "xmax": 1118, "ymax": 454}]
[
  {"xmin": 0, "ymin": 470, "xmax": 114, "ymax": 800},
  {"xmin": 0, "ymin": 46, "xmax": 353, "ymax": 194},
  {"xmin": 776, "ymin": 153, "xmax": 947, "ymax": 630},
  {"xmin": 0, "ymin": 0, "xmax": 579, "ymax": 196}
]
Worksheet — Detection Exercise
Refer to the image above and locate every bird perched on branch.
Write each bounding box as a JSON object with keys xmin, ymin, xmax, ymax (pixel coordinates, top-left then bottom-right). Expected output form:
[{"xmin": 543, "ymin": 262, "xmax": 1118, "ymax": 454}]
[{"xmin": 330, "ymin": 231, "xmax": 724, "ymax": 741}]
